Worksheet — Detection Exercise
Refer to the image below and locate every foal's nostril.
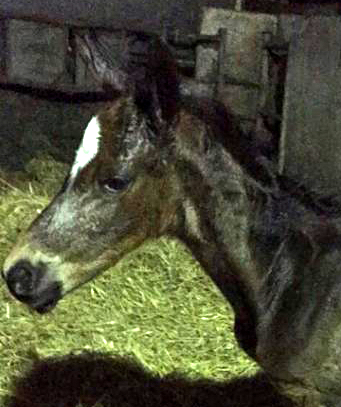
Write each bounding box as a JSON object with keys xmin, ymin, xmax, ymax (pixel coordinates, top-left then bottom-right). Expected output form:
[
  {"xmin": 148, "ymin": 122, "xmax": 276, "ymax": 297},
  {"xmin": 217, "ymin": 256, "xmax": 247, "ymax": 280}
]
[
  {"xmin": 4, "ymin": 260, "xmax": 61, "ymax": 312},
  {"xmin": 6, "ymin": 262, "xmax": 36, "ymax": 298}
]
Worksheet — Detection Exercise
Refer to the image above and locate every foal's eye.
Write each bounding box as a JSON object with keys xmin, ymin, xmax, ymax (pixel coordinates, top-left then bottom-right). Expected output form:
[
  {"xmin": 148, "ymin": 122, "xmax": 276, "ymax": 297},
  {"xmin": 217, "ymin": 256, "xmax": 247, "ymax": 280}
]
[{"xmin": 100, "ymin": 177, "xmax": 130, "ymax": 193}]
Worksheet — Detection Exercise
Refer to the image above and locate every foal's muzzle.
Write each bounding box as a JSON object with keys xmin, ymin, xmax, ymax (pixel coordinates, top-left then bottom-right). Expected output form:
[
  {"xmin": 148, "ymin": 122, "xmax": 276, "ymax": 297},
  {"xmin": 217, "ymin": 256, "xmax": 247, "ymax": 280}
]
[{"xmin": 2, "ymin": 260, "xmax": 62, "ymax": 313}]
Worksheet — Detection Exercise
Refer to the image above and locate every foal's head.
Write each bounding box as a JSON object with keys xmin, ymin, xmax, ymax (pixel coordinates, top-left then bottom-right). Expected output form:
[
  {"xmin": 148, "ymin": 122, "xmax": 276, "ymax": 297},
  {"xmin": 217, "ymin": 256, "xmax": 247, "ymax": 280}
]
[{"xmin": 2, "ymin": 35, "xmax": 183, "ymax": 312}]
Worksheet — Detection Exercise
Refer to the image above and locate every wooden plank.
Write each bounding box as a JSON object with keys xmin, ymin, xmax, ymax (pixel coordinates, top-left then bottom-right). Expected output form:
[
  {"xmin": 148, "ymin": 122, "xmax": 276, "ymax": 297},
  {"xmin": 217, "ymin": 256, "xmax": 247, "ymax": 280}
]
[
  {"xmin": 0, "ymin": 0, "xmax": 200, "ymax": 36},
  {"xmin": 280, "ymin": 17, "xmax": 341, "ymax": 193},
  {"xmin": 245, "ymin": 1, "xmax": 340, "ymax": 16}
]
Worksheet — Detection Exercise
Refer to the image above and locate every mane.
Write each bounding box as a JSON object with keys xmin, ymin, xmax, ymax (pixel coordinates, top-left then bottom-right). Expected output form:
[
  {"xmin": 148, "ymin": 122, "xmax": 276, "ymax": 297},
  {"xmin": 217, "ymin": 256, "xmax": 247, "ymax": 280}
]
[
  {"xmin": 177, "ymin": 92, "xmax": 341, "ymax": 263},
  {"xmin": 182, "ymin": 95, "xmax": 341, "ymax": 218},
  {"xmin": 180, "ymin": 95, "xmax": 276, "ymax": 188}
]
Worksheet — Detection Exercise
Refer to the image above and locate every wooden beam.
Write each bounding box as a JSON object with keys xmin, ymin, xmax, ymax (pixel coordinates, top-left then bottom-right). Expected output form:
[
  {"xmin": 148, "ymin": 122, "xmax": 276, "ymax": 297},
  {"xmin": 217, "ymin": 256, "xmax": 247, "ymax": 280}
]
[{"xmin": 0, "ymin": 0, "xmax": 199, "ymax": 34}]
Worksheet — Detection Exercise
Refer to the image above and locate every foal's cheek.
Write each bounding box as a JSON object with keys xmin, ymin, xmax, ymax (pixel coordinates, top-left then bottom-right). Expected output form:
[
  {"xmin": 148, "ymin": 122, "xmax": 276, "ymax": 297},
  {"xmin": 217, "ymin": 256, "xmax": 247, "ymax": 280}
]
[{"xmin": 122, "ymin": 180, "xmax": 160, "ymax": 235}]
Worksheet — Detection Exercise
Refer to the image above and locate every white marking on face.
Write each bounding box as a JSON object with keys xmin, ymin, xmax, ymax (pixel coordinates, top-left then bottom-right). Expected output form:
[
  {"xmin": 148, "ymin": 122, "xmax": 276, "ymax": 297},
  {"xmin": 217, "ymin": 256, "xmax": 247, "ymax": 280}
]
[
  {"xmin": 69, "ymin": 116, "xmax": 101, "ymax": 183},
  {"xmin": 48, "ymin": 193, "xmax": 79, "ymax": 232},
  {"xmin": 47, "ymin": 190, "xmax": 100, "ymax": 233}
]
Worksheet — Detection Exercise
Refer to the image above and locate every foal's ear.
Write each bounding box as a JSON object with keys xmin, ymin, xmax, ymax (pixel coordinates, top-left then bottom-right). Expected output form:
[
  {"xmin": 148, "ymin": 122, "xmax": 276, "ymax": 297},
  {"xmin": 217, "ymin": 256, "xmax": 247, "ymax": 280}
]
[
  {"xmin": 149, "ymin": 37, "xmax": 179, "ymax": 124},
  {"xmin": 135, "ymin": 37, "xmax": 180, "ymax": 127},
  {"xmin": 76, "ymin": 32, "xmax": 179, "ymax": 125},
  {"xmin": 76, "ymin": 32, "xmax": 128, "ymax": 93}
]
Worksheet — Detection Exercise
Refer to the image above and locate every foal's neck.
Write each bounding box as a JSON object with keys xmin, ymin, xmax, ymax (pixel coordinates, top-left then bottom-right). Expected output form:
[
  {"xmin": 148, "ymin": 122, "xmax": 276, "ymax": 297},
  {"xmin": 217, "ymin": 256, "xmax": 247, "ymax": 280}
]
[{"xmin": 172, "ymin": 106, "xmax": 264, "ymax": 356}]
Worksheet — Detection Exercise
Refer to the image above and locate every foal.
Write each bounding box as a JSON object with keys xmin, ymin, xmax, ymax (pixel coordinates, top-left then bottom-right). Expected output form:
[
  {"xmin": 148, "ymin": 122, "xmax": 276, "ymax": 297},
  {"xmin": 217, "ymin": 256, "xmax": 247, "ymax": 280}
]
[{"xmin": 3, "ymin": 34, "xmax": 341, "ymax": 407}]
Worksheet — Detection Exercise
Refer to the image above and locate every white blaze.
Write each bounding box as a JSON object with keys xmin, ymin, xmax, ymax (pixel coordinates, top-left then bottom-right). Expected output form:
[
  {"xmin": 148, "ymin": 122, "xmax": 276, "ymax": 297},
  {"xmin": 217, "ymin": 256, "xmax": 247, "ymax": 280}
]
[{"xmin": 69, "ymin": 116, "xmax": 101, "ymax": 182}]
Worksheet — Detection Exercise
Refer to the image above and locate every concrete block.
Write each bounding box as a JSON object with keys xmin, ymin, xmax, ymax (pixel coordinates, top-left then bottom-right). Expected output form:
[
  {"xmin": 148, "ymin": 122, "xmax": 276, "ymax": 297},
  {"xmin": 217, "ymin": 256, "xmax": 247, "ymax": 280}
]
[
  {"xmin": 7, "ymin": 20, "xmax": 67, "ymax": 86},
  {"xmin": 278, "ymin": 15, "xmax": 304, "ymax": 43},
  {"xmin": 197, "ymin": 8, "xmax": 277, "ymax": 85},
  {"xmin": 218, "ymin": 85, "xmax": 260, "ymax": 119},
  {"xmin": 195, "ymin": 46, "xmax": 217, "ymax": 83},
  {"xmin": 280, "ymin": 17, "xmax": 341, "ymax": 192},
  {"xmin": 180, "ymin": 79, "xmax": 214, "ymax": 99}
]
